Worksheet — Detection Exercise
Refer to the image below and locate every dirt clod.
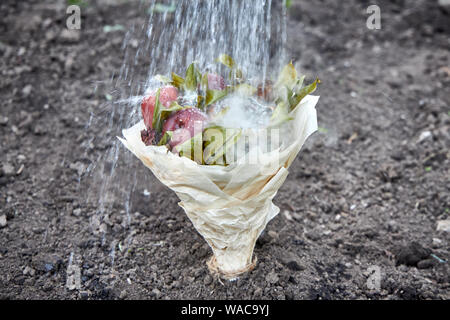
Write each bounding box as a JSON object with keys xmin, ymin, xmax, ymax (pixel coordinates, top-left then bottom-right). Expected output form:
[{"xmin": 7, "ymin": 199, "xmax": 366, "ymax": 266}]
[
  {"xmin": 395, "ymin": 242, "xmax": 432, "ymax": 267},
  {"xmin": 281, "ymin": 252, "xmax": 304, "ymax": 272},
  {"xmin": 32, "ymin": 254, "xmax": 63, "ymax": 273}
]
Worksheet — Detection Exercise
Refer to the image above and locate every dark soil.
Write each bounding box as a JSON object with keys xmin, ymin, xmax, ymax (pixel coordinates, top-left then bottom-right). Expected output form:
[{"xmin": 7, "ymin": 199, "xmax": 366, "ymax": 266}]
[{"xmin": 0, "ymin": 0, "xmax": 449, "ymax": 300}]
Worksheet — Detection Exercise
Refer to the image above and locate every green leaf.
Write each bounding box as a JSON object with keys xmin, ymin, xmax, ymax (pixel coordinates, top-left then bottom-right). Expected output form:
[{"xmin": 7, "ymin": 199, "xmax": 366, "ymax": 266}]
[
  {"xmin": 196, "ymin": 95, "xmax": 205, "ymax": 111},
  {"xmin": 177, "ymin": 133, "xmax": 204, "ymax": 164},
  {"xmin": 160, "ymin": 101, "xmax": 186, "ymax": 121},
  {"xmin": 185, "ymin": 63, "xmax": 199, "ymax": 91},
  {"xmin": 195, "ymin": 69, "xmax": 202, "ymax": 84},
  {"xmin": 217, "ymin": 54, "xmax": 244, "ymax": 82},
  {"xmin": 222, "ymin": 128, "xmax": 242, "ymax": 165},
  {"xmin": 216, "ymin": 54, "xmax": 236, "ymax": 69},
  {"xmin": 151, "ymin": 91, "xmax": 185, "ymax": 134},
  {"xmin": 171, "ymin": 72, "xmax": 185, "ymax": 89},
  {"xmin": 205, "ymin": 89, "xmax": 228, "ymax": 107},
  {"xmin": 285, "ymin": 0, "xmax": 293, "ymax": 9},
  {"xmin": 152, "ymin": 89, "xmax": 163, "ymax": 132},
  {"xmin": 293, "ymin": 75, "xmax": 306, "ymax": 92},
  {"xmin": 289, "ymin": 78, "xmax": 320, "ymax": 112},
  {"xmin": 203, "ymin": 126, "xmax": 242, "ymax": 165},
  {"xmin": 286, "ymin": 86, "xmax": 295, "ymax": 108},
  {"xmin": 195, "ymin": 73, "xmax": 210, "ymax": 110},
  {"xmin": 270, "ymin": 101, "xmax": 294, "ymax": 127},
  {"xmin": 200, "ymin": 73, "xmax": 209, "ymax": 91},
  {"xmin": 158, "ymin": 131, "xmax": 173, "ymax": 146},
  {"xmin": 275, "ymin": 62, "xmax": 297, "ymax": 91}
]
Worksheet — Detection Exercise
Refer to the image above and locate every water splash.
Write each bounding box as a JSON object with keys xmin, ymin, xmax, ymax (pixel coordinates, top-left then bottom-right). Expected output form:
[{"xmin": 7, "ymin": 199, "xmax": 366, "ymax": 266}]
[
  {"xmin": 162, "ymin": 0, "xmax": 285, "ymax": 81},
  {"xmin": 82, "ymin": 0, "xmax": 287, "ymax": 227}
]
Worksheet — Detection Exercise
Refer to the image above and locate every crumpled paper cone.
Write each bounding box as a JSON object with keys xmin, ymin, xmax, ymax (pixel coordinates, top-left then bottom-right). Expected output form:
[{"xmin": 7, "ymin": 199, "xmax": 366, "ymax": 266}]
[{"xmin": 118, "ymin": 95, "xmax": 319, "ymax": 279}]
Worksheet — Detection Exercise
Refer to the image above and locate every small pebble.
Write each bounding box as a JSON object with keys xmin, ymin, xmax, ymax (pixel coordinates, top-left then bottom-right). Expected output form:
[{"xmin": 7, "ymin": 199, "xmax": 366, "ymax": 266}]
[
  {"xmin": 432, "ymin": 238, "xmax": 442, "ymax": 248},
  {"xmin": 119, "ymin": 290, "xmax": 128, "ymax": 300},
  {"xmin": 417, "ymin": 131, "xmax": 432, "ymax": 143},
  {"xmin": 72, "ymin": 208, "xmax": 82, "ymax": 217},
  {"xmin": 0, "ymin": 215, "xmax": 7, "ymax": 228},
  {"xmin": 437, "ymin": 220, "xmax": 450, "ymax": 233},
  {"xmin": 22, "ymin": 85, "xmax": 33, "ymax": 97}
]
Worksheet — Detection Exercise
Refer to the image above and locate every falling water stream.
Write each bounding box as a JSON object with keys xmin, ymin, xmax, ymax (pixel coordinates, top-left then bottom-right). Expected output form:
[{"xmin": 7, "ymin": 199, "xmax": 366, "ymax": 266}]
[{"xmin": 81, "ymin": 0, "xmax": 288, "ymax": 252}]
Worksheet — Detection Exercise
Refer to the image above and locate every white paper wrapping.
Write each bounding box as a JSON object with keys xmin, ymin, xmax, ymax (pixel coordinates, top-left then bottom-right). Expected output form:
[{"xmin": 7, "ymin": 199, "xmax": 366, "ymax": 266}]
[{"xmin": 118, "ymin": 95, "xmax": 319, "ymax": 278}]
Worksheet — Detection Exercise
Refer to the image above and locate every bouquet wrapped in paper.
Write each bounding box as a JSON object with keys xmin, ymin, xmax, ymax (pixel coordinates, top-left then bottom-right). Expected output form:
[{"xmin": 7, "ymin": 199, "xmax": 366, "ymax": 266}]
[{"xmin": 119, "ymin": 56, "xmax": 319, "ymax": 279}]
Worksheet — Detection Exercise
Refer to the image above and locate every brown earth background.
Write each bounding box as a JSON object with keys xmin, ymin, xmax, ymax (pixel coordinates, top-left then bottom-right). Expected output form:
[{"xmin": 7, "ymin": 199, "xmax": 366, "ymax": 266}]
[{"xmin": 0, "ymin": 0, "xmax": 449, "ymax": 299}]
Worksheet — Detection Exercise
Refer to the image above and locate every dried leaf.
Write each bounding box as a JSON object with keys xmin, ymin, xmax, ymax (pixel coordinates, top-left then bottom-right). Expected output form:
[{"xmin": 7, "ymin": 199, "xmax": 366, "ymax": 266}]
[{"xmin": 185, "ymin": 63, "xmax": 199, "ymax": 91}]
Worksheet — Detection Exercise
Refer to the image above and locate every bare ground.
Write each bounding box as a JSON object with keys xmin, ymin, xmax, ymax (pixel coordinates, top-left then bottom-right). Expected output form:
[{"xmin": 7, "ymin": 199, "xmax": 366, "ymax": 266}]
[{"xmin": 0, "ymin": 0, "xmax": 449, "ymax": 299}]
